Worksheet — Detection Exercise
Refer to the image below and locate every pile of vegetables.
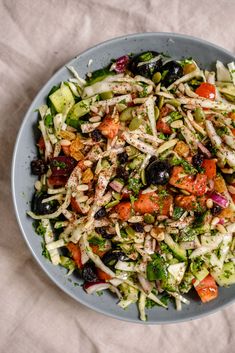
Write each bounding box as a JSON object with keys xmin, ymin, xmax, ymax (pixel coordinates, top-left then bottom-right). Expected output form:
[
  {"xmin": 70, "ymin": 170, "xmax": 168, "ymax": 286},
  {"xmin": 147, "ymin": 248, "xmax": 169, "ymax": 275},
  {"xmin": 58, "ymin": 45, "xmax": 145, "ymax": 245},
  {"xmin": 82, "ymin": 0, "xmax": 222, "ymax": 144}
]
[{"xmin": 28, "ymin": 50, "xmax": 235, "ymax": 321}]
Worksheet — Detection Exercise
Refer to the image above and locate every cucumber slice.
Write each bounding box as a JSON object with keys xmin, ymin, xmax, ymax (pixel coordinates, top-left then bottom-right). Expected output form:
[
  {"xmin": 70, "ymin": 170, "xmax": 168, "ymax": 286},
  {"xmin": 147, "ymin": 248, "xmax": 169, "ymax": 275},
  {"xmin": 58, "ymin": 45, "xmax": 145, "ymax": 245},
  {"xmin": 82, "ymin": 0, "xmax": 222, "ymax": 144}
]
[
  {"xmin": 212, "ymin": 262, "xmax": 235, "ymax": 286},
  {"xmin": 67, "ymin": 96, "xmax": 99, "ymax": 123},
  {"xmin": 49, "ymin": 85, "xmax": 75, "ymax": 113},
  {"xmin": 87, "ymin": 68, "xmax": 114, "ymax": 86},
  {"xmin": 192, "ymin": 266, "xmax": 209, "ymax": 287},
  {"xmin": 164, "ymin": 234, "xmax": 187, "ymax": 261}
]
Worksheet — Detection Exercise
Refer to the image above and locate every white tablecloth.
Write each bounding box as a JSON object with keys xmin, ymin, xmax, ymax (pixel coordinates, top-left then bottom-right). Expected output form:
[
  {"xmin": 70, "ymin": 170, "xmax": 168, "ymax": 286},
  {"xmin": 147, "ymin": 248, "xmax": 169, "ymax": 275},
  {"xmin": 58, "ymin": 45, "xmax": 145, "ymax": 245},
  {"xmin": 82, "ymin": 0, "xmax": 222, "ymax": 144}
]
[{"xmin": 1, "ymin": 0, "xmax": 235, "ymax": 352}]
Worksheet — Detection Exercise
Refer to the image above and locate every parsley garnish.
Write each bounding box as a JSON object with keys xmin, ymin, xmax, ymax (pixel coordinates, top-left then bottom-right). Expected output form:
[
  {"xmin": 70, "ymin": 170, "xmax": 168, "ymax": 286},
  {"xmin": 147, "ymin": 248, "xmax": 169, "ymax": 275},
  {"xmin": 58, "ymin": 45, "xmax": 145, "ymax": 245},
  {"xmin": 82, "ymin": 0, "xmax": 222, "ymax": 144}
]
[{"xmin": 128, "ymin": 178, "xmax": 143, "ymax": 195}]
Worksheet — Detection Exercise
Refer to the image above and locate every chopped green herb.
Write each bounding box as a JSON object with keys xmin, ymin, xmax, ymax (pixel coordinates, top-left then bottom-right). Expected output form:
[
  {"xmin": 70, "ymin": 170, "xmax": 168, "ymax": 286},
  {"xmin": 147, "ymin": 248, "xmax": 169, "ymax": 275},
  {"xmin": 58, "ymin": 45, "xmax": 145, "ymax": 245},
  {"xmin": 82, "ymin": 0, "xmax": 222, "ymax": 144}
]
[
  {"xmin": 158, "ymin": 132, "xmax": 168, "ymax": 140},
  {"xmin": 171, "ymin": 156, "xmax": 197, "ymax": 175},
  {"xmin": 147, "ymin": 253, "xmax": 168, "ymax": 281},
  {"xmin": 172, "ymin": 207, "xmax": 185, "ymax": 220},
  {"xmin": 96, "ymin": 291, "xmax": 104, "ymax": 296},
  {"xmin": 41, "ymin": 242, "xmax": 51, "ymax": 260},
  {"xmin": 128, "ymin": 178, "xmax": 143, "ymax": 195},
  {"xmin": 51, "ymin": 160, "xmax": 67, "ymax": 169},
  {"xmin": 89, "ymin": 237, "xmax": 106, "ymax": 248},
  {"xmin": 130, "ymin": 194, "xmax": 137, "ymax": 206},
  {"xmin": 217, "ymin": 126, "xmax": 229, "ymax": 137},
  {"xmin": 33, "ymin": 220, "xmax": 46, "ymax": 236}
]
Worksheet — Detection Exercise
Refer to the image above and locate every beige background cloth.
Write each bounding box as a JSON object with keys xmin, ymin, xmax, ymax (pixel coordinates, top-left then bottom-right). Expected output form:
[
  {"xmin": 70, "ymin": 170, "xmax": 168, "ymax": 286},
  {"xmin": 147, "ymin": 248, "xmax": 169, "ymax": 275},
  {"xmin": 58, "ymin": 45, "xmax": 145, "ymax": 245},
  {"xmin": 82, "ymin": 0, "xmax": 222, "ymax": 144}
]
[{"xmin": 1, "ymin": 0, "xmax": 235, "ymax": 352}]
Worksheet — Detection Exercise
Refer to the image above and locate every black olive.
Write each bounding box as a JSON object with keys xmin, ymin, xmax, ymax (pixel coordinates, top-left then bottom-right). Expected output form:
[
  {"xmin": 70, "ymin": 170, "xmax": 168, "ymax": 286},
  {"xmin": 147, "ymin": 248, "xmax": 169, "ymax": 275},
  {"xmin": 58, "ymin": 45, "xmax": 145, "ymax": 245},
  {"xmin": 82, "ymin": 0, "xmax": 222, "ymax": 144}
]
[
  {"xmin": 91, "ymin": 129, "xmax": 103, "ymax": 142},
  {"xmin": 145, "ymin": 160, "xmax": 172, "ymax": 186},
  {"xmin": 102, "ymin": 250, "xmax": 128, "ymax": 269},
  {"xmin": 31, "ymin": 159, "xmax": 47, "ymax": 175},
  {"xmin": 149, "ymin": 156, "xmax": 157, "ymax": 165},
  {"xmin": 95, "ymin": 227, "xmax": 114, "ymax": 239},
  {"xmin": 211, "ymin": 204, "xmax": 223, "ymax": 216},
  {"xmin": 94, "ymin": 207, "xmax": 107, "ymax": 219},
  {"xmin": 192, "ymin": 153, "xmax": 204, "ymax": 169},
  {"xmin": 131, "ymin": 223, "xmax": 144, "ymax": 233},
  {"xmin": 223, "ymin": 172, "xmax": 235, "ymax": 185},
  {"xmin": 31, "ymin": 192, "xmax": 59, "ymax": 215},
  {"xmin": 116, "ymin": 166, "xmax": 129, "ymax": 181},
  {"xmin": 161, "ymin": 61, "xmax": 183, "ymax": 86},
  {"xmin": 129, "ymin": 51, "xmax": 162, "ymax": 78},
  {"xmin": 118, "ymin": 152, "xmax": 129, "ymax": 164},
  {"xmin": 82, "ymin": 262, "xmax": 98, "ymax": 282}
]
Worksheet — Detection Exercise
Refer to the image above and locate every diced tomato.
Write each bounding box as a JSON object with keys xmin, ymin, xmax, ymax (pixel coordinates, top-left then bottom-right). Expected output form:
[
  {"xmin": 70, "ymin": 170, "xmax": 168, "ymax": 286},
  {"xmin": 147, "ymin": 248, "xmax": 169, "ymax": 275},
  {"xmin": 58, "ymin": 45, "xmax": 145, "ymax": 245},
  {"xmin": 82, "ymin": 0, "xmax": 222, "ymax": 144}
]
[
  {"xmin": 193, "ymin": 274, "xmax": 218, "ymax": 303},
  {"xmin": 156, "ymin": 117, "xmax": 172, "ymax": 134},
  {"xmin": 195, "ymin": 82, "xmax": 216, "ymax": 100},
  {"xmin": 67, "ymin": 242, "xmax": 83, "ymax": 269},
  {"xmin": 70, "ymin": 196, "xmax": 83, "ymax": 214},
  {"xmin": 193, "ymin": 174, "xmax": 208, "ymax": 196},
  {"xmin": 90, "ymin": 245, "xmax": 107, "ymax": 258},
  {"xmin": 98, "ymin": 115, "xmax": 120, "ymax": 139},
  {"xmin": 231, "ymin": 128, "xmax": 235, "ymax": 136},
  {"xmin": 115, "ymin": 202, "xmax": 132, "ymax": 221},
  {"xmin": 156, "ymin": 106, "xmax": 173, "ymax": 134},
  {"xmin": 61, "ymin": 144, "xmax": 71, "ymax": 156},
  {"xmin": 169, "ymin": 166, "xmax": 207, "ymax": 196},
  {"xmin": 134, "ymin": 192, "xmax": 159, "ymax": 214},
  {"xmin": 47, "ymin": 175, "xmax": 67, "ymax": 187},
  {"xmin": 37, "ymin": 136, "xmax": 45, "ymax": 151},
  {"xmin": 96, "ymin": 268, "xmax": 112, "ymax": 281},
  {"xmin": 160, "ymin": 194, "xmax": 173, "ymax": 216},
  {"xmin": 169, "ymin": 166, "xmax": 194, "ymax": 190},
  {"xmin": 202, "ymin": 159, "xmax": 216, "ymax": 179},
  {"xmin": 175, "ymin": 195, "xmax": 206, "ymax": 211}
]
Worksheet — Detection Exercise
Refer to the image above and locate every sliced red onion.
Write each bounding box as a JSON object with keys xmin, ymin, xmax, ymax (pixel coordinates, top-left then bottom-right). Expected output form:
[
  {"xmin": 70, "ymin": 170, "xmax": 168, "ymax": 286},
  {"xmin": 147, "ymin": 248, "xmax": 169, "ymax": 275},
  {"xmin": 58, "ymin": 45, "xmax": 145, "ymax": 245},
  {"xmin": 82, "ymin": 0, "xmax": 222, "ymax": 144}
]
[
  {"xmin": 197, "ymin": 142, "xmax": 212, "ymax": 158},
  {"xmin": 109, "ymin": 179, "xmax": 124, "ymax": 193},
  {"xmin": 114, "ymin": 55, "xmax": 129, "ymax": 73},
  {"xmin": 210, "ymin": 192, "xmax": 229, "ymax": 208},
  {"xmin": 137, "ymin": 274, "xmax": 153, "ymax": 294},
  {"xmin": 84, "ymin": 281, "xmax": 110, "ymax": 294}
]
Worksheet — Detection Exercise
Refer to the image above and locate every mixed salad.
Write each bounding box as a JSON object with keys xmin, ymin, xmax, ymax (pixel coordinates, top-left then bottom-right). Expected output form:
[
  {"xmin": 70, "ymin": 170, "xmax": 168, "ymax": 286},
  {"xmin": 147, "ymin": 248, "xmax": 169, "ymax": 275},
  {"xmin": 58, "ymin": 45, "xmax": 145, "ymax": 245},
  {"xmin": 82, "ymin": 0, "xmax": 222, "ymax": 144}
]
[{"xmin": 28, "ymin": 51, "xmax": 235, "ymax": 321}]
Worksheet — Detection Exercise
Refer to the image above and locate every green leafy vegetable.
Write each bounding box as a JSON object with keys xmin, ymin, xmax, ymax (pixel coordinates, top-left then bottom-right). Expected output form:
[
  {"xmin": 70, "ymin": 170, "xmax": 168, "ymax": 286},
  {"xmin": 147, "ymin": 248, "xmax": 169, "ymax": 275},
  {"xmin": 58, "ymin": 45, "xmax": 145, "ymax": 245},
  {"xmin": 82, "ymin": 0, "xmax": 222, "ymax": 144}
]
[{"xmin": 147, "ymin": 253, "xmax": 168, "ymax": 281}]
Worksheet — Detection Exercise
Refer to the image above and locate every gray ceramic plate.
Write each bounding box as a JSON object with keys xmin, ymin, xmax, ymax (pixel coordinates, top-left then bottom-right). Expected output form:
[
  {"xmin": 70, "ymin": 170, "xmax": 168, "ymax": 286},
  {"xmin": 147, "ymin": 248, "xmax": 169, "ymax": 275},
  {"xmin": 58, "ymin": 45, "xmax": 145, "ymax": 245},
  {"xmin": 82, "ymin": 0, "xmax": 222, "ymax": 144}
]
[{"xmin": 12, "ymin": 32, "xmax": 235, "ymax": 324}]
